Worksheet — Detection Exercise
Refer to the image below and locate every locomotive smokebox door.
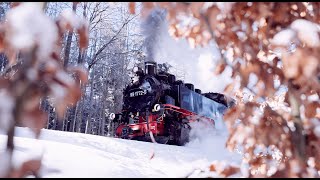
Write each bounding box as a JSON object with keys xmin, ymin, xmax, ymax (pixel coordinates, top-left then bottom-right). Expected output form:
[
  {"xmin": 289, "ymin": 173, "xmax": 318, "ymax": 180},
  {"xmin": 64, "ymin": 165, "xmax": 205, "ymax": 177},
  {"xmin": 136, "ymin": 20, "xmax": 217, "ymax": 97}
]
[{"xmin": 145, "ymin": 61, "xmax": 157, "ymax": 75}]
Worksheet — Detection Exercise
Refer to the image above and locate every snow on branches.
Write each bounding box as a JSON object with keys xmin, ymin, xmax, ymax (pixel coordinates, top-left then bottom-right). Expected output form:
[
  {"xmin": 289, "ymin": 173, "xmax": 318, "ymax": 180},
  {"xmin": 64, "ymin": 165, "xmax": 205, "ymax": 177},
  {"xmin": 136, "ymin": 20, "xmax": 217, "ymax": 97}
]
[{"xmin": 0, "ymin": 2, "xmax": 88, "ymax": 177}]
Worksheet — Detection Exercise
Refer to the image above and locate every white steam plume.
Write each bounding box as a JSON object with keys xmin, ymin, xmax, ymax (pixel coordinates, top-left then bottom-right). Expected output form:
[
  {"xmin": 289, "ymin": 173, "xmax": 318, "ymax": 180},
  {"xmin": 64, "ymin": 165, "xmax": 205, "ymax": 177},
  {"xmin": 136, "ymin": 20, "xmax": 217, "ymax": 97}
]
[
  {"xmin": 152, "ymin": 19, "xmax": 232, "ymax": 93},
  {"xmin": 141, "ymin": 8, "xmax": 167, "ymax": 62}
]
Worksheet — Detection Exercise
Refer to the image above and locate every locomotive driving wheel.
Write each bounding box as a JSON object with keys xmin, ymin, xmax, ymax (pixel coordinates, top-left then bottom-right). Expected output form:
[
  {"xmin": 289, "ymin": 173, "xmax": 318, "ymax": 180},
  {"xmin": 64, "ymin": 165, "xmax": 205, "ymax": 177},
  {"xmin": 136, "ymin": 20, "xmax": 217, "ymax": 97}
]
[{"xmin": 172, "ymin": 120, "xmax": 191, "ymax": 146}]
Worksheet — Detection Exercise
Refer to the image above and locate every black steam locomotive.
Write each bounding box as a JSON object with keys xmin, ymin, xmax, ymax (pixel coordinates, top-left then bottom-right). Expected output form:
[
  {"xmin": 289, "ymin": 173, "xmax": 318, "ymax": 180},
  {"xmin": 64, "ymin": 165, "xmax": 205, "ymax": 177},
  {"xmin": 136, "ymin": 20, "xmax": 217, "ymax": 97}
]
[{"xmin": 110, "ymin": 61, "xmax": 234, "ymax": 146}]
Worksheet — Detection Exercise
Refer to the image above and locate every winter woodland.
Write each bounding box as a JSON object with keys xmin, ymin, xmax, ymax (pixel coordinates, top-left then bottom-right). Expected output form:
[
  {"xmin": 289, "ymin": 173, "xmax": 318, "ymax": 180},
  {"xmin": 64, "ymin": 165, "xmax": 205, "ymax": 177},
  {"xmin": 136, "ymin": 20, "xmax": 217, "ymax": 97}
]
[{"xmin": 0, "ymin": 2, "xmax": 319, "ymax": 178}]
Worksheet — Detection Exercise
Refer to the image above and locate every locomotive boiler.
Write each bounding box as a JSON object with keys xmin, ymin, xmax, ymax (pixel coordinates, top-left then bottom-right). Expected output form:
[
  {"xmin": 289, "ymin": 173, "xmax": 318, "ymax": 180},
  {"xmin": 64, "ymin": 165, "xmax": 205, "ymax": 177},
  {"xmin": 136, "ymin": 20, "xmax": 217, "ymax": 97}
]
[{"xmin": 109, "ymin": 61, "xmax": 234, "ymax": 146}]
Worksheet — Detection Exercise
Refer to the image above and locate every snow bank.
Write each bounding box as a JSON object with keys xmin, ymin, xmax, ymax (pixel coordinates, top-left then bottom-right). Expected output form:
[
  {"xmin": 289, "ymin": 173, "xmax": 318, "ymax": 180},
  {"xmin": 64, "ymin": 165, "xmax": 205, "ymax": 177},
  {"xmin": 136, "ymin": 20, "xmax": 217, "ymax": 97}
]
[{"xmin": 0, "ymin": 126, "xmax": 241, "ymax": 178}]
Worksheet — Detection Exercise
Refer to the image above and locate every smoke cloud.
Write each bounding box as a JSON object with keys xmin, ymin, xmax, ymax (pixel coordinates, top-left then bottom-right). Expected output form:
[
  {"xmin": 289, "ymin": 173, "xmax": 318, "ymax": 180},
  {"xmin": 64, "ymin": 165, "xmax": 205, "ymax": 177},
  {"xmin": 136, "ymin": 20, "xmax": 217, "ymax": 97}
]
[
  {"xmin": 150, "ymin": 19, "xmax": 232, "ymax": 93},
  {"xmin": 186, "ymin": 120, "xmax": 241, "ymax": 163},
  {"xmin": 140, "ymin": 7, "xmax": 233, "ymax": 93},
  {"xmin": 141, "ymin": 8, "xmax": 167, "ymax": 62}
]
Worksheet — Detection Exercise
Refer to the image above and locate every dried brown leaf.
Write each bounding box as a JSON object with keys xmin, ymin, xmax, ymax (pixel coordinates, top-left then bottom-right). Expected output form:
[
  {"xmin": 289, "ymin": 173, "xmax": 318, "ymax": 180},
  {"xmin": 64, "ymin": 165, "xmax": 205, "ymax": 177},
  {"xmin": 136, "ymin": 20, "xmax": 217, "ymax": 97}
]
[
  {"xmin": 10, "ymin": 2, "xmax": 21, "ymax": 9},
  {"xmin": 271, "ymin": 169, "xmax": 288, "ymax": 178},
  {"xmin": 141, "ymin": 2, "xmax": 154, "ymax": 18},
  {"xmin": 69, "ymin": 66, "xmax": 88, "ymax": 84},
  {"xmin": 209, "ymin": 164, "xmax": 216, "ymax": 172},
  {"xmin": 20, "ymin": 108, "xmax": 46, "ymax": 137},
  {"xmin": 55, "ymin": 102, "xmax": 67, "ymax": 120},
  {"xmin": 224, "ymin": 83, "xmax": 235, "ymax": 94},
  {"xmin": 41, "ymin": 61, "xmax": 58, "ymax": 75},
  {"xmin": 57, "ymin": 10, "xmax": 82, "ymax": 32},
  {"xmin": 302, "ymin": 55, "xmax": 318, "ymax": 79},
  {"xmin": 5, "ymin": 47, "xmax": 17, "ymax": 65},
  {"xmin": 224, "ymin": 105, "xmax": 242, "ymax": 124},
  {"xmin": 221, "ymin": 166, "xmax": 240, "ymax": 177},
  {"xmin": 226, "ymin": 129, "xmax": 237, "ymax": 150},
  {"xmin": 258, "ymin": 3, "xmax": 272, "ymax": 18},
  {"xmin": 214, "ymin": 62, "xmax": 226, "ymax": 75},
  {"xmin": 0, "ymin": 78, "xmax": 10, "ymax": 89},
  {"xmin": 282, "ymin": 48, "xmax": 302, "ymax": 79},
  {"xmin": 67, "ymin": 85, "xmax": 81, "ymax": 105},
  {"xmin": 9, "ymin": 159, "xmax": 42, "ymax": 178},
  {"xmin": 190, "ymin": 2, "xmax": 204, "ymax": 18},
  {"xmin": 0, "ymin": 24, "xmax": 5, "ymax": 52},
  {"xmin": 168, "ymin": 9, "xmax": 177, "ymax": 21},
  {"xmin": 175, "ymin": 2, "xmax": 189, "ymax": 13},
  {"xmin": 239, "ymin": 69, "xmax": 250, "ymax": 88},
  {"xmin": 77, "ymin": 24, "xmax": 89, "ymax": 50},
  {"xmin": 207, "ymin": 6, "xmax": 220, "ymax": 31},
  {"xmin": 129, "ymin": 2, "xmax": 135, "ymax": 14},
  {"xmin": 305, "ymin": 101, "xmax": 320, "ymax": 119}
]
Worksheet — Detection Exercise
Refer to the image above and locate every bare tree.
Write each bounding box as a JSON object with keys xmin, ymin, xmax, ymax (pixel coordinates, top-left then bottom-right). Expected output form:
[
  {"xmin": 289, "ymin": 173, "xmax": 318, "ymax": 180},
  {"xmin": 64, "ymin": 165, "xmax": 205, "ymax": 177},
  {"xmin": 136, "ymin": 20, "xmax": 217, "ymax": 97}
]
[
  {"xmin": 39, "ymin": 3, "xmax": 146, "ymax": 139},
  {"xmin": 87, "ymin": 13, "xmax": 139, "ymax": 70}
]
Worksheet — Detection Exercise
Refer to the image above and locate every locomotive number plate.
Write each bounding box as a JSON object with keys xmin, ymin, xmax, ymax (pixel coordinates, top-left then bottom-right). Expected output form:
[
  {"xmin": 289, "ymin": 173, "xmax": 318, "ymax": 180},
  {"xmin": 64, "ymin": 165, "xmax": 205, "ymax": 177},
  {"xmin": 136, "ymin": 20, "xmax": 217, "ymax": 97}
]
[{"xmin": 130, "ymin": 90, "xmax": 147, "ymax": 97}]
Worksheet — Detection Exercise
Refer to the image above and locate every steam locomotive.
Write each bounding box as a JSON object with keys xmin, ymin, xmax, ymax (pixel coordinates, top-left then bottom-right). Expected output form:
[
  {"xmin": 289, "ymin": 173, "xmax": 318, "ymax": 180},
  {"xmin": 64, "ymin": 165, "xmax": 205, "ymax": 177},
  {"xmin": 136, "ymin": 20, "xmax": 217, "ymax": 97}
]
[{"xmin": 109, "ymin": 61, "xmax": 234, "ymax": 146}]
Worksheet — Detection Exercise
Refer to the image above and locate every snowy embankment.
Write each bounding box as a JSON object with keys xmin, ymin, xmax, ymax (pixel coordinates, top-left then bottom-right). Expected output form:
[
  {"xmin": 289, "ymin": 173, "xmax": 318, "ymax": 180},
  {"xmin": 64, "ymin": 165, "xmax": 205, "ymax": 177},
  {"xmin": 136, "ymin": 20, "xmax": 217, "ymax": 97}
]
[{"xmin": 0, "ymin": 122, "xmax": 242, "ymax": 178}]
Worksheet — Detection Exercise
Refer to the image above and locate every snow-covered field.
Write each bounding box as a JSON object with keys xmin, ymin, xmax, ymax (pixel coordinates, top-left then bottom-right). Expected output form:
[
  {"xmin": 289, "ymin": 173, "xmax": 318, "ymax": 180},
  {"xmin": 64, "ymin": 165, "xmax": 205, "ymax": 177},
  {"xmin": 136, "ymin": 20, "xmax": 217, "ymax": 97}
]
[{"xmin": 0, "ymin": 122, "xmax": 242, "ymax": 178}]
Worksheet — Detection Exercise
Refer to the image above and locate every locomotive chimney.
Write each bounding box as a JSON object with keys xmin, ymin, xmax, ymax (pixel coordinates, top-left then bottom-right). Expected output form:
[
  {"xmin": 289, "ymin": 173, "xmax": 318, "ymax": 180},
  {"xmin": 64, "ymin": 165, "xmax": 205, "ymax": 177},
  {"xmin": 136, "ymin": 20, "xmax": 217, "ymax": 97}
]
[{"xmin": 145, "ymin": 61, "xmax": 157, "ymax": 75}]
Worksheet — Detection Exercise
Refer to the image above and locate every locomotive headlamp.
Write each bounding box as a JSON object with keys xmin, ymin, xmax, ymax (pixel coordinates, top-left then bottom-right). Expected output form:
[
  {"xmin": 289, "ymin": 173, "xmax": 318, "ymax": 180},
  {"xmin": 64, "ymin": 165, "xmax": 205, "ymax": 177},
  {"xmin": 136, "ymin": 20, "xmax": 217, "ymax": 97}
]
[
  {"xmin": 131, "ymin": 126, "xmax": 140, "ymax": 130},
  {"xmin": 133, "ymin": 66, "xmax": 139, "ymax": 73},
  {"xmin": 109, "ymin": 113, "xmax": 116, "ymax": 120},
  {"xmin": 153, "ymin": 104, "xmax": 161, "ymax": 112}
]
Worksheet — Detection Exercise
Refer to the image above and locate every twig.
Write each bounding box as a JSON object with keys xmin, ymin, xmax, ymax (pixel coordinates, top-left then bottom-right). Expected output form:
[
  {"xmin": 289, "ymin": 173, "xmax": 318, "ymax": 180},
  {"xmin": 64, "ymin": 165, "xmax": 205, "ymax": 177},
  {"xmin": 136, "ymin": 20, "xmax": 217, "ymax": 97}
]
[{"xmin": 88, "ymin": 13, "xmax": 140, "ymax": 70}]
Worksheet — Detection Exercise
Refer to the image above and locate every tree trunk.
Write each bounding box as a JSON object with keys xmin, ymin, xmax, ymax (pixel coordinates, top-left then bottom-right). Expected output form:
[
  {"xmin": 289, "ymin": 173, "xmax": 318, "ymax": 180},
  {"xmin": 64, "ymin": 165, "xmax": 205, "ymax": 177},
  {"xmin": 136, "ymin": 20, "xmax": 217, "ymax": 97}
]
[
  {"xmin": 77, "ymin": 2, "xmax": 87, "ymax": 64},
  {"xmin": 85, "ymin": 66, "xmax": 95, "ymax": 134},
  {"xmin": 63, "ymin": 2, "xmax": 77, "ymax": 68},
  {"xmin": 75, "ymin": 85, "xmax": 85, "ymax": 133},
  {"xmin": 71, "ymin": 100, "xmax": 79, "ymax": 132}
]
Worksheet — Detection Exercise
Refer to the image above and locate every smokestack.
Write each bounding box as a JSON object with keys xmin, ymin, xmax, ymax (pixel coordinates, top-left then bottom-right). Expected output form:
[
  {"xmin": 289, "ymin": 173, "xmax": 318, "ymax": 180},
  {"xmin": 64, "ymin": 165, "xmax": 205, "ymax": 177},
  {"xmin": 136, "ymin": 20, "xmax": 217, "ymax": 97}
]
[
  {"xmin": 145, "ymin": 61, "xmax": 157, "ymax": 75},
  {"xmin": 141, "ymin": 7, "xmax": 167, "ymax": 63}
]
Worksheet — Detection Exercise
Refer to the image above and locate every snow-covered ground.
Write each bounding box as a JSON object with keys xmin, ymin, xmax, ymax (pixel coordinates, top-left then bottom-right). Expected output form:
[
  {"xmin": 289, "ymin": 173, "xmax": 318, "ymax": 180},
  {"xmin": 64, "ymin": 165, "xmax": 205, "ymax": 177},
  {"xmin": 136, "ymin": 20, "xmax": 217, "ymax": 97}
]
[{"xmin": 0, "ymin": 122, "xmax": 242, "ymax": 178}]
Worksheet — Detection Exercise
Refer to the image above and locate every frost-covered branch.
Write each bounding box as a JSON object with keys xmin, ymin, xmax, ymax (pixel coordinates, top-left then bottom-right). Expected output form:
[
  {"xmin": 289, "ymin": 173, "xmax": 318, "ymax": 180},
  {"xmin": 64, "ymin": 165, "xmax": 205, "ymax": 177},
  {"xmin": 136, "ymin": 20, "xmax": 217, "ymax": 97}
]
[{"xmin": 88, "ymin": 14, "xmax": 139, "ymax": 70}]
